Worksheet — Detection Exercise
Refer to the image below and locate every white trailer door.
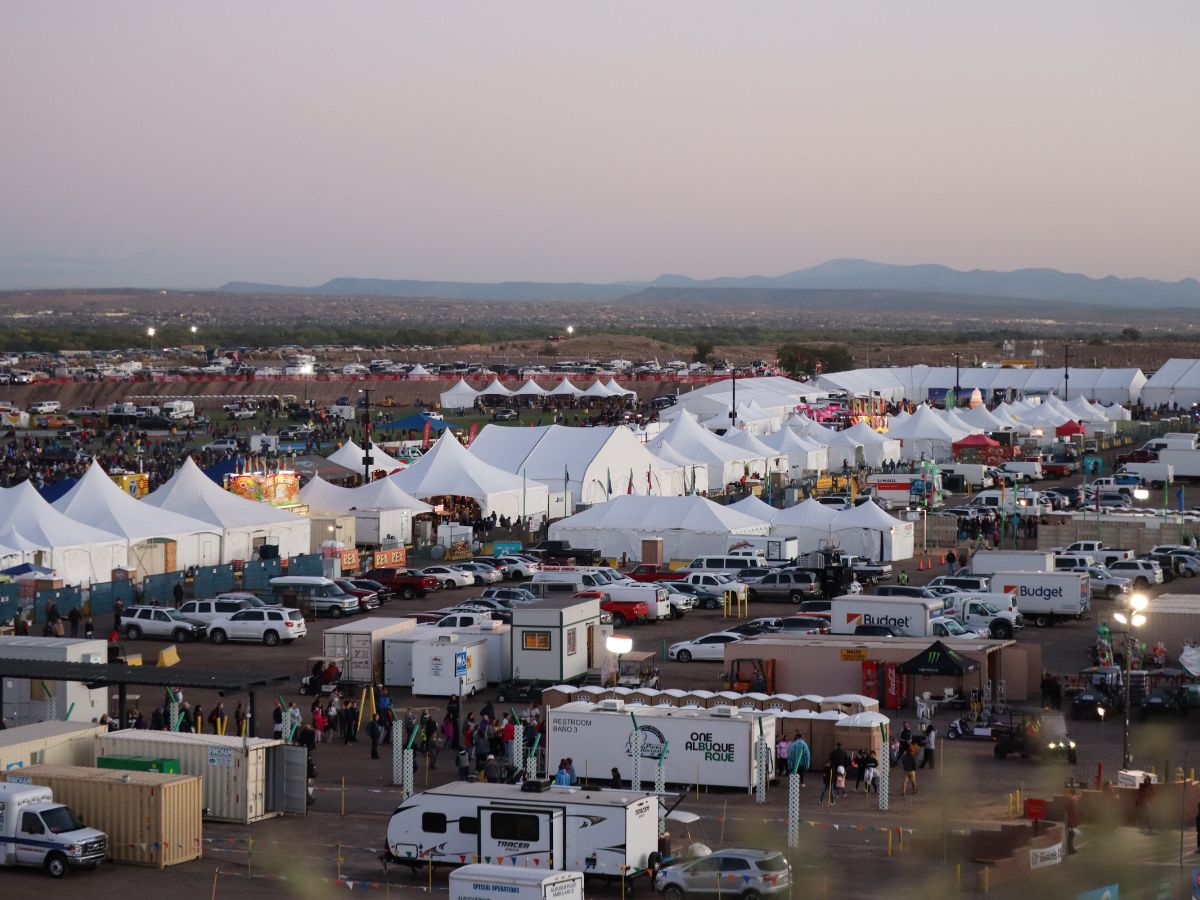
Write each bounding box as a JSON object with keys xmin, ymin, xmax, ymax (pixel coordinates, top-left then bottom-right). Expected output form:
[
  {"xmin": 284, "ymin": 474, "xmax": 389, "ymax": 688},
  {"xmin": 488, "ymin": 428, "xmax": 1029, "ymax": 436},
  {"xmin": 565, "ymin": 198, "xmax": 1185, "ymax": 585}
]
[{"xmin": 479, "ymin": 805, "xmax": 563, "ymax": 870}]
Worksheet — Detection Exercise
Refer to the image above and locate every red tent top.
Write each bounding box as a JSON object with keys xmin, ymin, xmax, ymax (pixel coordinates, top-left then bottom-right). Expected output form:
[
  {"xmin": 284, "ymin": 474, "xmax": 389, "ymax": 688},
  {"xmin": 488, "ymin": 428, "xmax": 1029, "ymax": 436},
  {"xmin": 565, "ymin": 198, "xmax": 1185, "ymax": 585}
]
[
  {"xmin": 952, "ymin": 433, "xmax": 1001, "ymax": 449},
  {"xmin": 1055, "ymin": 420, "xmax": 1087, "ymax": 436}
]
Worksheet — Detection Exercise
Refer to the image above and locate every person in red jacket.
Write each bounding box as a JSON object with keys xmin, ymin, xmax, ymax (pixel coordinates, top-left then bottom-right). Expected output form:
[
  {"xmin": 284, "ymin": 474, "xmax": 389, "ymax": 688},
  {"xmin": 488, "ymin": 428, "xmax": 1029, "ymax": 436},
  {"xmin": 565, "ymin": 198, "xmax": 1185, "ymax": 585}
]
[{"xmin": 501, "ymin": 714, "xmax": 516, "ymax": 763}]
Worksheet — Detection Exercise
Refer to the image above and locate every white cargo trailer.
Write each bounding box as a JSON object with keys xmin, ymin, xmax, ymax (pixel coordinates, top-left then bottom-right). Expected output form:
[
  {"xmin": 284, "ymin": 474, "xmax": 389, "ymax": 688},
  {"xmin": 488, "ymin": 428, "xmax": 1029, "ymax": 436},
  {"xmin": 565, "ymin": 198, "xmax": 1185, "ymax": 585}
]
[
  {"xmin": 322, "ymin": 618, "xmax": 416, "ymax": 686},
  {"xmin": 456, "ymin": 621, "xmax": 512, "ymax": 684},
  {"xmin": 353, "ymin": 507, "xmax": 414, "ymax": 546},
  {"xmin": 450, "ymin": 865, "xmax": 584, "ymax": 900},
  {"xmin": 383, "ymin": 631, "xmax": 434, "ymax": 688},
  {"xmin": 386, "ymin": 782, "xmax": 659, "ymax": 877},
  {"xmin": 411, "ymin": 635, "xmax": 488, "ymax": 697},
  {"xmin": 546, "ymin": 701, "xmax": 775, "ymax": 792}
]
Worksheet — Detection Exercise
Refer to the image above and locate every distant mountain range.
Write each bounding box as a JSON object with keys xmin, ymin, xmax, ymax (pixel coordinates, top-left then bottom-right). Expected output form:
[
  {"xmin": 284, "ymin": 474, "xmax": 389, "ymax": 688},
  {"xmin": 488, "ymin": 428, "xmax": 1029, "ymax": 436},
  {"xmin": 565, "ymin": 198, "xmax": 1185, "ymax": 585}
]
[{"xmin": 220, "ymin": 259, "xmax": 1200, "ymax": 308}]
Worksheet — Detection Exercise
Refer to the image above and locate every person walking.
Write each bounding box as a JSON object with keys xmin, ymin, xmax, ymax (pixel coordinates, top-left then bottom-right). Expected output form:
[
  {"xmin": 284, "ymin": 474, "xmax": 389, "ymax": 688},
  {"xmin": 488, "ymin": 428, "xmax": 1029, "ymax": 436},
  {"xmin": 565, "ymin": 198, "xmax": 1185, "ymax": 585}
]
[
  {"xmin": 172, "ymin": 582, "xmax": 184, "ymax": 608},
  {"xmin": 775, "ymin": 734, "xmax": 790, "ymax": 778},
  {"xmin": 272, "ymin": 702, "xmax": 284, "ymax": 740},
  {"xmin": 818, "ymin": 762, "xmax": 838, "ymax": 806},
  {"xmin": 67, "ymin": 605, "xmax": 81, "ymax": 638},
  {"xmin": 945, "ymin": 548, "xmax": 957, "ymax": 576},
  {"xmin": 786, "ymin": 733, "xmax": 810, "ymax": 785},
  {"xmin": 901, "ymin": 743, "xmax": 918, "ymax": 797},
  {"xmin": 919, "ymin": 725, "xmax": 936, "ymax": 770}
]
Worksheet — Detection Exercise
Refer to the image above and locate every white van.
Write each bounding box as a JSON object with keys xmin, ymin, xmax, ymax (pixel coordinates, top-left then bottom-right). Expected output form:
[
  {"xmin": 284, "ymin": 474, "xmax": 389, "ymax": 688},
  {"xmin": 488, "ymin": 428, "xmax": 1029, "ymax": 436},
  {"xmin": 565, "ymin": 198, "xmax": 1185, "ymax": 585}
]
[
  {"xmin": 998, "ymin": 461, "xmax": 1043, "ymax": 482},
  {"xmin": 162, "ymin": 399, "xmax": 195, "ymax": 420},
  {"xmin": 28, "ymin": 400, "xmax": 61, "ymax": 414},
  {"xmin": 681, "ymin": 555, "xmax": 761, "ymax": 575},
  {"xmin": 267, "ymin": 576, "xmax": 360, "ymax": 618},
  {"xmin": 966, "ymin": 489, "xmax": 1049, "ymax": 517}
]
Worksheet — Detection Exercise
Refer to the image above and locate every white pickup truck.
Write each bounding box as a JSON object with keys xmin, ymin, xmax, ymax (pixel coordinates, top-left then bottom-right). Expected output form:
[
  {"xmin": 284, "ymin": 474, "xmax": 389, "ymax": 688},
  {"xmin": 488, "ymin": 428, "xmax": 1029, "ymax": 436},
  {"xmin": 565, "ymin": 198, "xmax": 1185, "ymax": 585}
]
[
  {"xmin": 941, "ymin": 592, "xmax": 1024, "ymax": 639},
  {"xmin": 1051, "ymin": 541, "xmax": 1134, "ymax": 569}
]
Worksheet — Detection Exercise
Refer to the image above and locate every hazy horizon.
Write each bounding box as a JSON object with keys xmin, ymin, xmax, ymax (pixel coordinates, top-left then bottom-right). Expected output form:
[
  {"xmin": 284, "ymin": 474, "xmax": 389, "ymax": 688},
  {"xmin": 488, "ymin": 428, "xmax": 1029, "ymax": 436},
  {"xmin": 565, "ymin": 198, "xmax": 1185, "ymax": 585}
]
[{"xmin": 2, "ymin": 2, "xmax": 1197, "ymax": 289}]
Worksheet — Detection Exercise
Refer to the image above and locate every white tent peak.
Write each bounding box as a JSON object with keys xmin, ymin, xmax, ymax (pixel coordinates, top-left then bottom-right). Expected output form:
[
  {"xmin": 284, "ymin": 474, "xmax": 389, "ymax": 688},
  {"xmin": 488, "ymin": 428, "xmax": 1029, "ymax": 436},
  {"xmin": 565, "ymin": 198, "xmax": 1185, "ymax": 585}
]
[
  {"xmin": 53, "ymin": 460, "xmax": 213, "ymax": 540},
  {"xmin": 144, "ymin": 458, "xmax": 303, "ymax": 528}
]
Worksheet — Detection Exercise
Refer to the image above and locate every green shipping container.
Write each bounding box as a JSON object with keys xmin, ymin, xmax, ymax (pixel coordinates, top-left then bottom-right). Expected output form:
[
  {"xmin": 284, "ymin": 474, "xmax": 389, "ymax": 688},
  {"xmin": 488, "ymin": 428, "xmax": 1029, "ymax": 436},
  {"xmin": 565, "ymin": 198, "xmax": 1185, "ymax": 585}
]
[{"xmin": 97, "ymin": 754, "xmax": 181, "ymax": 774}]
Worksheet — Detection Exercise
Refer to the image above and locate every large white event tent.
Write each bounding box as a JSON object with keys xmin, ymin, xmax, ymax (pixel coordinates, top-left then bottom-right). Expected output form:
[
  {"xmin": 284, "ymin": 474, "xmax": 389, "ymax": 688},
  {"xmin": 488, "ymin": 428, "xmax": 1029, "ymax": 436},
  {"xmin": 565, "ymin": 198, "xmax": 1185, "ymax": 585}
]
[
  {"xmin": 669, "ymin": 376, "xmax": 825, "ymax": 422},
  {"xmin": 548, "ymin": 495, "xmax": 770, "ymax": 561},
  {"xmin": 390, "ymin": 431, "xmax": 550, "ymax": 520},
  {"xmin": 830, "ymin": 500, "xmax": 914, "ymax": 562},
  {"xmin": 721, "ymin": 429, "xmax": 787, "ymax": 474},
  {"xmin": 469, "ymin": 424, "xmax": 683, "ymax": 505},
  {"xmin": 512, "ymin": 379, "xmax": 549, "ymax": 399},
  {"xmin": 143, "ymin": 458, "xmax": 311, "ymax": 563},
  {"xmin": 884, "ymin": 405, "xmax": 969, "ymax": 461},
  {"xmin": 841, "ymin": 421, "xmax": 902, "ymax": 468},
  {"xmin": 604, "ymin": 379, "xmax": 637, "ymax": 397},
  {"xmin": 648, "ymin": 441, "xmax": 712, "ymax": 496},
  {"xmin": 328, "ymin": 439, "xmax": 407, "ymax": 475},
  {"xmin": 760, "ymin": 428, "xmax": 828, "ymax": 476},
  {"xmin": 1141, "ymin": 359, "xmax": 1200, "ymax": 408},
  {"xmin": 727, "ymin": 494, "xmax": 779, "ymax": 524},
  {"xmin": 440, "ymin": 378, "xmax": 481, "ymax": 410},
  {"xmin": 770, "ymin": 498, "xmax": 839, "ymax": 546},
  {"xmin": 298, "ymin": 474, "xmax": 432, "ymax": 515},
  {"xmin": 53, "ymin": 461, "xmax": 222, "ymax": 571},
  {"xmin": 650, "ymin": 411, "xmax": 766, "ymax": 487},
  {"xmin": 817, "ymin": 365, "xmax": 1146, "ymax": 405},
  {"xmin": 0, "ymin": 481, "xmax": 128, "ymax": 586}
]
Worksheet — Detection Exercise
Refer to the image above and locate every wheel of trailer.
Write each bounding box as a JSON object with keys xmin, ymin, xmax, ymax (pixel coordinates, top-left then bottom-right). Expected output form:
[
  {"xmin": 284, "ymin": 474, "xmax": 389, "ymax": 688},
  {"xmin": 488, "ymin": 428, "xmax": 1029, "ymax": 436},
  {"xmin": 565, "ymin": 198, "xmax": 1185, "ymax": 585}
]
[
  {"xmin": 125, "ymin": 624, "xmax": 142, "ymax": 640},
  {"xmin": 210, "ymin": 628, "xmax": 228, "ymax": 645},
  {"xmin": 1034, "ymin": 615, "xmax": 1050, "ymax": 628},
  {"xmin": 45, "ymin": 852, "xmax": 68, "ymax": 879},
  {"xmin": 263, "ymin": 630, "xmax": 280, "ymax": 647},
  {"xmin": 992, "ymin": 622, "xmax": 1013, "ymax": 639},
  {"xmin": 676, "ymin": 650, "xmax": 692, "ymax": 663}
]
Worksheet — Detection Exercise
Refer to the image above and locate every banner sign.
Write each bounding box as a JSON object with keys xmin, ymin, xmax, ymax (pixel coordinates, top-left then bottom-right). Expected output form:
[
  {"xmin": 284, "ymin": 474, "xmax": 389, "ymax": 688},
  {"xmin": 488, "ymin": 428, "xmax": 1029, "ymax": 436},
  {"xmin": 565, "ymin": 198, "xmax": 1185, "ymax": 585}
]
[{"xmin": 374, "ymin": 548, "xmax": 407, "ymax": 569}]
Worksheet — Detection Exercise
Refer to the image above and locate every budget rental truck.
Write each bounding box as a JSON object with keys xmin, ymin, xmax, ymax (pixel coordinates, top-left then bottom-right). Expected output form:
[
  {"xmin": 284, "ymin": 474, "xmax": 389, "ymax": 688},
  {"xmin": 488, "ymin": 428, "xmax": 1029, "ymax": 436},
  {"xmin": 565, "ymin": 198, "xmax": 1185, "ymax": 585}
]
[
  {"xmin": 829, "ymin": 596, "xmax": 943, "ymax": 637},
  {"xmin": 0, "ymin": 782, "xmax": 108, "ymax": 877},
  {"xmin": 990, "ymin": 571, "xmax": 1089, "ymax": 628}
]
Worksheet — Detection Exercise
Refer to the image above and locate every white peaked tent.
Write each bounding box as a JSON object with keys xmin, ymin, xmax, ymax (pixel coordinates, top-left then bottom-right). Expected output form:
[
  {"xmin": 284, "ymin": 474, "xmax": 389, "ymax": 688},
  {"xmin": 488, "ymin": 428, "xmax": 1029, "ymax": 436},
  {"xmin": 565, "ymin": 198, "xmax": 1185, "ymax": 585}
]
[
  {"xmin": 771, "ymin": 498, "xmax": 839, "ymax": 548},
  {"xmin": 648, "ymin": 441, "xmax": 712, "ymax": 496},
  {"xmin": 889, "ymin": 409, "xmax": 911, "ymax": 425},
  {"xmin": 579, "ymin": 380, "xmax": 616, "ymax": 399},
  {"xmin": 549, "ymin": 378, "xmax": 583, "ymax": 398},
  {"xmin": 884, "ymin": 406, "xmax": 967, "ymax": 461},
  {"xmin": 478, "ymin": 378, "xmax": 514, "ymax": 398},
  {"xmin": 843, "ymin": 421, "xmax": 902, "ymax": 468},
  {"xmin": 408, "ymin": 363, "xmax": 430, "ymax": 376},
  {"xmin": 721, "ymin": 429, "xmax": 787, "ymax": 473},
  {"xmin": 0, "ymin": 481, "xmax": 128, "ymax": 586},
  {"xmin": 727, "ymin": 494, "xmax": 779, "ymax": 524},
  {"xmin": 760, "ymin": 427, "xmax": 829, "ymax": 475},
  {"xmin": 1141, "ymin": 359, "xmax": 1200, "ymax": 408},
  {"xmin": 651, "ymin": 411, "xmax": 764, "ymax": 487},
  {"xmin": 958, "ymin": 404, "xmax": 1010, "ymax": 432},
  {"xmin": 547, "ymin": 495, "xmax": 770, "ymax": 561},
  {"xmin": 143, "ymin": 458, "xmax": 311, "ymax": 563},
  {"xmin": 329, "ymin": 439, "xmax": 406, "ymax": 474},
  {"xmin": 469, "ymin": 423, "xmax": 680, "ymax": 504},
  {"xmin": 52, "ymin": 461, "xmax": 221, "ymax": 571},
  {"xmin": 298, "ymin": 474, "xmax": 432, "ymax": 515},
  {"xmin": 941, "ymin": 409, "xmax": 980, "ymax": 434},
  {"xmin": 605, "ymin": 379, "xmax": 637, "ymax": 397},
  {"xmin": 440, "ymin": 378, "xmax": 480, "ymax": 410},
  {"xmin": 823, "ymin": 430, "xmax": 865, "ymax": 471},
  {"xmin": 831, "ymin": 500, "xmax": 914, "ymax": 562},
  {"xmin": 513, "ymin": 379, "xmax": 549, "ymax": 398},
  {"xmin": 390, "ymin": 431, "xmax": 549, "ymax": 519}
]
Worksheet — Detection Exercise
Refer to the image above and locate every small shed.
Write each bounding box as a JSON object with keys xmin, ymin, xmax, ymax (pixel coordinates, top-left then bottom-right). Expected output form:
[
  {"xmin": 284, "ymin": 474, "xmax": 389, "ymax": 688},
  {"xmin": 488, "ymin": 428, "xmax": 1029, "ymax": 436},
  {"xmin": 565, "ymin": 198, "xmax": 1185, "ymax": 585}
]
[{"xmin": 510, "ymin": 596, "xmax": 604, "ymax": 683}]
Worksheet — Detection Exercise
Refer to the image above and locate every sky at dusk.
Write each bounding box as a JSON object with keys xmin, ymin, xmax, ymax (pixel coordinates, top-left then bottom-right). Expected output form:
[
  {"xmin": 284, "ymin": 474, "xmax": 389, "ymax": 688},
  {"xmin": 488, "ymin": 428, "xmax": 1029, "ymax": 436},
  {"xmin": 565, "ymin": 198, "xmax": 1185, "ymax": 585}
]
[{"xmin": 1, "ymin": 2, "xmax": 1198, "ymax": 289}]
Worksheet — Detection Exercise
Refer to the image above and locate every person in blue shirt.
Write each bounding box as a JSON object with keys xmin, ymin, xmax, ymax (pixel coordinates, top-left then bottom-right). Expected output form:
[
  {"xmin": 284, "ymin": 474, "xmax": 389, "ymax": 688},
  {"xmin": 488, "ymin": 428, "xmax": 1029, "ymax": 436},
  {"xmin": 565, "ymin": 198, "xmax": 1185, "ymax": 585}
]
[
  {"xmin": 553, "ymin": 758, "xmax": 572, "ymax": 786},
  {"xmin": 786, "ymin": 734, "xmax": 810, "ymax": 785}
]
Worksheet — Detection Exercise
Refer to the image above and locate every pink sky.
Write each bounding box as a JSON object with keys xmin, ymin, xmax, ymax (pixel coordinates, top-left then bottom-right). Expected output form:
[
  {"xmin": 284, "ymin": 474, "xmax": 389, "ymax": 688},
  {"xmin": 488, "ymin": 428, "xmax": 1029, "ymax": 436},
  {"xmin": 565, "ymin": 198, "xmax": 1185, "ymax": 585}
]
[{"xmin": 1, "ymin": 1, "xmax": 1197, "ymax": 288}]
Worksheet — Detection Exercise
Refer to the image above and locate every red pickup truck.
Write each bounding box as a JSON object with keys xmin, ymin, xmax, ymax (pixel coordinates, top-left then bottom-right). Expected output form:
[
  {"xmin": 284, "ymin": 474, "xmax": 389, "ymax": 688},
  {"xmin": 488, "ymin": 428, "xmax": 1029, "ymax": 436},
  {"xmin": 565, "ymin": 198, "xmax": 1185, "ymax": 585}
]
[
  {"xmin": 627, "ymin": 564, "xmax": 684, "ymax": 583},
  {"xmin": 573, "ymin": 590, "xmax": 649, "ymax": 627},
  {"xmin": 1115, "ymin": 448, "xmax": 1159, "ymax": 467},
  {"xmin": 361, "ymin": 567, "xmax": 440, "ymax": 600}
]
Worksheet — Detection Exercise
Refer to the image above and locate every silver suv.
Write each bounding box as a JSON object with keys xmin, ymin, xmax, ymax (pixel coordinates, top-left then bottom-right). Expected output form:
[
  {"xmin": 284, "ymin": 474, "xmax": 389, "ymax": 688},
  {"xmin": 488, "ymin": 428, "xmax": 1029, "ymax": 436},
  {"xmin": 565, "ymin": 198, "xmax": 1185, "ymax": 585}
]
[
  {"xmin": 122, "ymin": 606, "xmax": 207, "ymax": 642},
  {"xmin": 747, "ymin": 571, "xmax": 820, "ymax": 603},
  {"xmin": 1106, "ymin": 559, "xmax": 1164, "ymax": 588},
  {"xmin": 656, "ymin": 849, "xmax": 791, "ymax": 900},
  {"xmin": 178, "ymin": 597, "xmax": 260, "ymax": 624}
]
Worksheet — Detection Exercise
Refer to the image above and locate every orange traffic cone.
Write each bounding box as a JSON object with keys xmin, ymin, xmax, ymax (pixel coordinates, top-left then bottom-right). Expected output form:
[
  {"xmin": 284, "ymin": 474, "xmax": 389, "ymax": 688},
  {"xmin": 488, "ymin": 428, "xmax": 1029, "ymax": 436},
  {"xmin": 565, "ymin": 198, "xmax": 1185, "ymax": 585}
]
[
  {"xmin": 940, "ymin": 553, "xmax": 946, "ymax": 565},
  {"xmin": 917, "ymin": 557, "xmax": 924, "ymax": 571}
]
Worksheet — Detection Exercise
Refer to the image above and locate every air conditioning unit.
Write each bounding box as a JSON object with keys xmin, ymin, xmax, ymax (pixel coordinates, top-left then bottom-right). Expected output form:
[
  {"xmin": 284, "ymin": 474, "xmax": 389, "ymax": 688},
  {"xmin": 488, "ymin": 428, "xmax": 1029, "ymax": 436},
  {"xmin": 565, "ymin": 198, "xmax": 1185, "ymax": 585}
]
[
  {"xmin": 597, "ymin": 699, "xmax": 625, "ymax": 712},
  {"xmin": 81, "ymin": 653, "xmax": 103, "ymax": 664},
  {"xmin": 478, "ymin": 619, "xmax": 498, "ymax": 631},
  {"xmin": 436, "ymin": 634, "xmax": 460, "ymax": 644},
  {"xmin": 710, "ymin": 705, "xmax": 738, "ymax": 717}
]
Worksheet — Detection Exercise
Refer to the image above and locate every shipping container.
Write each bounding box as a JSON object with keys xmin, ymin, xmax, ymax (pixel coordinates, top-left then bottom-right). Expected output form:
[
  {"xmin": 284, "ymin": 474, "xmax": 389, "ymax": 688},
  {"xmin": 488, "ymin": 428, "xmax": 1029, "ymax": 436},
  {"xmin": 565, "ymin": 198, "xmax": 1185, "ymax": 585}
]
[
  {"xmin": 322, "ymin": 617, "xmax": 416, "ymax": 686},
  {"xmin": 0, "ymin": 636, "xmax": 109, "ymax": 725},
  {"xmin": 0, "ymin": 721, "xmax": 107, "ymax": 770},
  {"xmin": 1, "ymin": 764, "xmax": 202, "ymax": 868},
  {"xmin": 94, "ymin": 729, "xmax": 308, "ymax": 824}
]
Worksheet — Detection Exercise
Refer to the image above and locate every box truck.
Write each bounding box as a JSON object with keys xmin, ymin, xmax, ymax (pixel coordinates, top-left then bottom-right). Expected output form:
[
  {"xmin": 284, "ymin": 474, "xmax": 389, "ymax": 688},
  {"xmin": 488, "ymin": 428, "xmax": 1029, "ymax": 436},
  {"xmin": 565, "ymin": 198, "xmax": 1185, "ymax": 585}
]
[
  {"xmin": 1156, "ymin": 449, "xmax": 1200, "ymax": 482},
  {"xmin": 966, "ymin": 550, "xmax": 1055, "ymax": 576},
  {"xmin": 546, "ymin": 701, "xmax": 775, "ymax": 792},
  {"xmin": 1115, "ymin": 462, "xmax": 1174, "ymax": 488},
  {"xmin": 322, "ymin": 617, "xmax": 416, "ymax": 687},
  {"xmin": 991, "ymin": 571, "xmax": 1089, "ymax": 628},
  {"xmin": 829, "ymin": 596, "xmax": 943, "ymax": 638},
  {"xmin": 386, "ymin": 782, "xmax": 659, "ymax": 878},
  {"xmin": 450, "ymin": 865, "xmax": 584, "ymax": 900},
  {"xmin": 0, "ymin": 782, "xmax": 108, "ymax": 877}
]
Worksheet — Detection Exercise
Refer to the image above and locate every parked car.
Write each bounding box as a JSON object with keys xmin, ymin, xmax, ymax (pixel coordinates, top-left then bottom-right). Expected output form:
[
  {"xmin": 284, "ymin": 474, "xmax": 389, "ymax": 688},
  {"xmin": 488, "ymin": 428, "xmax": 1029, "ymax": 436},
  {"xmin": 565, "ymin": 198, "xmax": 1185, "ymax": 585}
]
[
  {"xmin": 421, "ymin": 565, "xmax": 475, "ymax": 589},
  {"xmin": 361, "ymin": 567, "xmax": 440, "ymax": 599},
  {"xmin": 1106, "ymin": 559, "xmax": 1164, "ymax": 588},
  {"xmin": 122, "ymin": 606, "xmax": 208, "ymax": 642},
  {"xmin": 668, "ymin": 632, "xmax": 743, "ymax": 662},
  {"xmin": 178, "ymin": 596, "xmax": 261, "ymax": 624},
  {"xmin": 202, "ymin": 437, "xmax": 241, "ymax": 453},
  {"xmin": 779, "ymin": 615, "xmax": 830, "ymax": 634},
  {"xmin": 333, "ymin": 578, "xmax": 381, "ymax": 610},
  {"xmin": 471, "ymin": 557, "xmax": 514, "ymax": 579},
  {"xmin": 449, "ymin": 563, "xmax": 503, "ymax": 586},
  {"xmin": 656, "ymin": 849, "xmax": 791, "ymax": 900},
  {"xmin": 494, "ymin": 555, "xmax": 540, "ymax": 578},
  {"xmin": 346, "ymin": 578, "xmax": 395, "ymax": 603},
  {"xmin": 746, "ymin": 570, "xmax": 821, "ymax": 603},
  {"xmin": 209, "ymin": 607, "xmax": 307, "ymax": 646},
  {"xmin": 491, "ymin": 408, "xmax": 518, "ymax": 422}
]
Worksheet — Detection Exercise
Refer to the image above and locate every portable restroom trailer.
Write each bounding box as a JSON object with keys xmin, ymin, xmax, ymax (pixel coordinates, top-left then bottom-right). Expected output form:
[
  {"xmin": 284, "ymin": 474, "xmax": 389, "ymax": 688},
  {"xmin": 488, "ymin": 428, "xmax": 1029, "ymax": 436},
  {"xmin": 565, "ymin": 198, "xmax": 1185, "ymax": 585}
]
[
  {"xmin": 94, "ymin": 730, "xmax": 308, "ymax": 824},
  {"xmin": 2, "ymin": 764, "xmax": 202, "ymax": 868}
]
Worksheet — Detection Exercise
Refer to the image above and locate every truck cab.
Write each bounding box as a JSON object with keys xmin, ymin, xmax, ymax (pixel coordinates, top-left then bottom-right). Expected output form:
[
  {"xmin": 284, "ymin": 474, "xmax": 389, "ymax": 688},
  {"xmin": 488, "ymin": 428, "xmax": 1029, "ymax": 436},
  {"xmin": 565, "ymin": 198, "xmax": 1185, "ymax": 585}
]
[{"xmin": 0, "ymin": 783, "xmax": 107, "ymax": 877}]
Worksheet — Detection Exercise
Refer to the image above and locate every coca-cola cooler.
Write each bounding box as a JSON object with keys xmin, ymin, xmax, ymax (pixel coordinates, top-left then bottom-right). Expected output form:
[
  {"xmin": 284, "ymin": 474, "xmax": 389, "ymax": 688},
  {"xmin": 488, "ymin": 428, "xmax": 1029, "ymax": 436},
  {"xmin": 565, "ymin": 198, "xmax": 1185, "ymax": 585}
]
[
  {"xmin": 861, "ymin": 660, "xmax": 881, "ymax": 700},
  {"xmin": 883, "ymin": 662, "xmax": 907, "ymax": 710}
]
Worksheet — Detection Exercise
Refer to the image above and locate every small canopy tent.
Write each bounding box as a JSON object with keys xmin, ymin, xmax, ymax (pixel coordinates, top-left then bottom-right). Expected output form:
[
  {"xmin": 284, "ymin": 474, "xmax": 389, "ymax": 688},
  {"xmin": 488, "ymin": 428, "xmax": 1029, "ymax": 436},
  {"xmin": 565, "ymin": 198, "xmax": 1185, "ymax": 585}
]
[
  {"xmin": 439, "ymin": 378, "xmax": 480, "ymax": 410},
  {"xmin": 0, "ymin": 480, "xmax": 128, "ymax": 586},
  {"xmin": 407, "ymin": 363, "xmax": 431, "ymax": 376},
  {"xmin": 389, "ymin": 431, "xmax": 549, "ymax": 520},
  {"xmin": 894, "ymin": 640, "xmax": 979, "ymax": 676},
  {"xmin": 831, "ymin": 500, "xmax": 914, "ymax": 561},
  {"xmin": 328, "ymin": 439, "xmax": 407, "ymax": 475},
  {"xmin": 547, "ymin": 494, "xmax": 769, "ymax": 561},
  {"xmin": 52, "ymin": 460, "xmax": 221, "ymax": 571},
  {"xmin": 512, "ymin": 379, "xmax": 549, "ymax": 399},
  {"xmin": 548, "ymin": 378, "xmax": 583, "ymax": 399},
  {"xmin": 143, "ymin": 458, "xmax": 311, "ymax": 563},
  {"xmin": 478, "ymin": 377, "xmax": 514, "ymax": 399},
  {"xmin": 1055, "ymin": 420, "xmax": 1087, "ymax": 438},
  {"xmin": 951, "ymin": 433, "xmax": 1001, "ymax": 454},
  {"xmin": 579, "ymin": 380, "xmax": 617, "ymax": 400},
  {"xmin": 604, "ymin": 379, "xmax": 637, "ymax": 397}
]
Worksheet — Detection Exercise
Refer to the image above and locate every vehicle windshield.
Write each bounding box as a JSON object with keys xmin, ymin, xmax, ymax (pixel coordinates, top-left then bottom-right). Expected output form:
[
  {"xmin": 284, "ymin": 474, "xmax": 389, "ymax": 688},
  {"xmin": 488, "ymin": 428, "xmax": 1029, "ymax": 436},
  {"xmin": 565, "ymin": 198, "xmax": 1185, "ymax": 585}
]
[
  {"xmin": 941, "ymin": 619, "xmax": 967, "ymax": 635},
  {"xmin": 318, "ymin": 585, "xmax": 351, "ymax": 598},
  {"xmin": 713, "ymin": 575, "xmax": 732, "ymax": 584},
  {"xmin": 590, "ymin": 571, "xmax": 614, "ymax": 584},
  {"xmin": 42, "ymin": 805, "xmax": 86, "ymax": 834}
]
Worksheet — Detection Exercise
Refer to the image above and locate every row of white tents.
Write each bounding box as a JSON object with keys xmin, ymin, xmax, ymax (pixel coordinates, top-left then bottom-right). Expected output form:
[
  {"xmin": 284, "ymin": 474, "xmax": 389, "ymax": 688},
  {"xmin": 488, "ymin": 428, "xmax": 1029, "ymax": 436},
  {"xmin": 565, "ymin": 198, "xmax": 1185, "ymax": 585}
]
[{"xmin": 440, "ymin": 377, "xmax": 637, "ymax": 409}]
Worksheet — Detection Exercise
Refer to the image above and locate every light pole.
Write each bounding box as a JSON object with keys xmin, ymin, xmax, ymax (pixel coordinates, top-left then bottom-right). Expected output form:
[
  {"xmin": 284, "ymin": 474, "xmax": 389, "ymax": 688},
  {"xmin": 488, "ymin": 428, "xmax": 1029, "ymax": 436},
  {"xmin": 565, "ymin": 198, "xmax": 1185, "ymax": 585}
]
[
  {"xmin": 1113, "ymin": 593, "xmax": 1147, "ymax": 769},
  {"xmin": 147, "ymin": 326, "xmax": 156, "ymax": 353},
  {"xmin": 358, "ymin": 388, "xmax": 374, "ymax": 483}
]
